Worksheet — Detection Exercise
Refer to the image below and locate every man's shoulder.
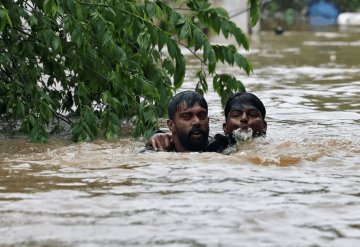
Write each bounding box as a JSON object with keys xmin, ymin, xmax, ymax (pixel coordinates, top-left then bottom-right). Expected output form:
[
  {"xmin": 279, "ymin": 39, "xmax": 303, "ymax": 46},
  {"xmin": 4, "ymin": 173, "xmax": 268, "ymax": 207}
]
[{"xmin": 205, "ymin": 133, "xmax": 235, "ymax": 153}]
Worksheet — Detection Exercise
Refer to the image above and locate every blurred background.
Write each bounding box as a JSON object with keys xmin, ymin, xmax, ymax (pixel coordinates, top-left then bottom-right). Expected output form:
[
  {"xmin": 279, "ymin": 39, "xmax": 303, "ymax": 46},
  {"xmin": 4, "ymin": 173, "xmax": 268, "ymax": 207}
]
[{"xmin": 212, "ymin": 0, "xmax": 360, "ymax": 34}]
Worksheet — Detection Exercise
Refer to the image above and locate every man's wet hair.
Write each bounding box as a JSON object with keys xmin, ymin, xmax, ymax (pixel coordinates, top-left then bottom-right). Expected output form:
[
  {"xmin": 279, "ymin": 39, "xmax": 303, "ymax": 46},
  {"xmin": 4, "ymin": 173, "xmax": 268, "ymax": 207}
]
[
  {"xmin": 224, "ymin": 92, "xmax": 266, "ymax": 120},
  {"xmin": 168, "ymin": 91, "xmax": 208, "ymax": 120}
]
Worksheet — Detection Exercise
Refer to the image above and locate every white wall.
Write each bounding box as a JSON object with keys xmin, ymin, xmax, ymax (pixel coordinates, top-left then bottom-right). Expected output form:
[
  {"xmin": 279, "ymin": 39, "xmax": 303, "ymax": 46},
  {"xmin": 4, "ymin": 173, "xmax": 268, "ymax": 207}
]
[{"xmin": 211, "ymin": 0, "xmax": 250, "ymax": 33}]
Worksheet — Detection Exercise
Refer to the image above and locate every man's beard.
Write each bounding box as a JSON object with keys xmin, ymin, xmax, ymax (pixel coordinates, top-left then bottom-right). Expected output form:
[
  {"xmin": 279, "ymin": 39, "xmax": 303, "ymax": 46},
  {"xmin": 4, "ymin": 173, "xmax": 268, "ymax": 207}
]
[{"xmin": 177, "ymin": 127, "xmax": 209, "ymax": 151}]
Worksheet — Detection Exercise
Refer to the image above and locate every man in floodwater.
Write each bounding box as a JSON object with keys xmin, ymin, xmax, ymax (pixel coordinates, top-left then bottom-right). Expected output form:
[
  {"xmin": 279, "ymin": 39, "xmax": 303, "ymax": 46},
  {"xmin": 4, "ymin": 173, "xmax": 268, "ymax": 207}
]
[
  {"xmin": 147, "ymin": 92, "xmax": 267, "ymax": 153},
  {"xmin": 224, "ymin": 92, "xmax": 267, "ymax": 136},
  {"xmin": 205, "ymin": 92, "xmax": 267, "ymax": 152},
  {"xmin": 146, "ymin": 90, "xmax": 210, "ymax": 152}
]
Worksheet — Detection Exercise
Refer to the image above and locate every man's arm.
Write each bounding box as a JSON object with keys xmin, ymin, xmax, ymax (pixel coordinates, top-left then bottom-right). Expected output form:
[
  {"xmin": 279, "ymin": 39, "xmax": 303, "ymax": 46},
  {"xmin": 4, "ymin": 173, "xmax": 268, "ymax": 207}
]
[
  {"xmin": 145, "ymin": 132, "xmax": 173, "ymax": 151},
  {"xmin": 205, "ymin": 134, "xmax": 234, "ymax": 153}
]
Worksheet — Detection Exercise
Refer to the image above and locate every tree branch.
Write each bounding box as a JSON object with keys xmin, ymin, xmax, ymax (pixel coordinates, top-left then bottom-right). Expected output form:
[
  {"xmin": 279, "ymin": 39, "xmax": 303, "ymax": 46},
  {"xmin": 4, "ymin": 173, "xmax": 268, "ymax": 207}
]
[{"xmin": 54, "ymin": 112, "xmax": 73, "ymax": 125}]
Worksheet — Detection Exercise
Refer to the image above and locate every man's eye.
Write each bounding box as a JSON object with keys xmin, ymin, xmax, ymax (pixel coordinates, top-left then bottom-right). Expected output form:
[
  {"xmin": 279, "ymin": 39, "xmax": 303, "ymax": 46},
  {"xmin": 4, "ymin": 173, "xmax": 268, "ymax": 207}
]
[
  {"xmin": 181, "ymin": 114, "xmax": 191, "ymax": 120},
  {"xmin": 249, "ymin": 111, "xmax": 259, "ymax": 118},
  {"xmin": 231, "ymin": 112, "xmax": 242, "ymax": 118},
  {"xmin": 198, "ymin": 112, "xmax": 207, "ymax": 119}
]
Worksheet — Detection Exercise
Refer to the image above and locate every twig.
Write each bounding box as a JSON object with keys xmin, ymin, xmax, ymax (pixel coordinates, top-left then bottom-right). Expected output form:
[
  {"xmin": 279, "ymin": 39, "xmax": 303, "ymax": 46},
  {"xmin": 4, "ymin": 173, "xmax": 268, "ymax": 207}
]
[{"xmin": 54, "ymin": 112, "xmax": 73, "ymax": 125}]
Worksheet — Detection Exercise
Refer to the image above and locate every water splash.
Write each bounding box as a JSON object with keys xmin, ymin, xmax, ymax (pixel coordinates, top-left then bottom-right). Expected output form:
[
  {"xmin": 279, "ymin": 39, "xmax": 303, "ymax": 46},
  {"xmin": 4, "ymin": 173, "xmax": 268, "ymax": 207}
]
[
  {"xmin": 221, "ymin": 128, "xmax": 254, "ymax": 155},
  {"xmin": 232, "ymin": 128, "xmax": 253, "ymax": 142}
]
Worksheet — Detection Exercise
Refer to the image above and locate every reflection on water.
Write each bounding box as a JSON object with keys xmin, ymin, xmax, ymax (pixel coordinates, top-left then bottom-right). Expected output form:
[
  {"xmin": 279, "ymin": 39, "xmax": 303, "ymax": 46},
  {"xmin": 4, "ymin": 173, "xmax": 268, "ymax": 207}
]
[{"xmin": 1, "ymin": 31, "xmax": 360, "ymax": 246}]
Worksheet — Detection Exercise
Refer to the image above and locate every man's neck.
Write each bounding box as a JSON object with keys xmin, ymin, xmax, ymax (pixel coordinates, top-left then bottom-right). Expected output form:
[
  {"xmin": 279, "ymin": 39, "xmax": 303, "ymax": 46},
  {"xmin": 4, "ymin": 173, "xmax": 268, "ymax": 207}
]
[
  {"xmin": 172, "ymin": 137, "xmax": 188, "ymax": 152},
  {"xmin": 172, "ymin": 135, "xmax": 209, "ymax": 152}
]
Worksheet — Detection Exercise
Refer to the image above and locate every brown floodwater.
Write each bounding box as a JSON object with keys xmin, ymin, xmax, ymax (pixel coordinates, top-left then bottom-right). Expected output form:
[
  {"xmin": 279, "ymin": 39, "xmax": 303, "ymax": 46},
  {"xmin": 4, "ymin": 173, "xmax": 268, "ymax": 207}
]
[{"xmin": 1, "ymin": 30, "xmax": 360, "ymax": 246}]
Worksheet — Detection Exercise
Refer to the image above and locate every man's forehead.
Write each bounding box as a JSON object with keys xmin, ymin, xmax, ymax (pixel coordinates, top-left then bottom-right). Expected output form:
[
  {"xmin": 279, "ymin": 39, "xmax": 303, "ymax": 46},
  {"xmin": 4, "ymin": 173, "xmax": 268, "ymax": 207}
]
[
  {"xmin": 177, "ymin": 101, "xmax": 207, "ymax": 112},
  {"xmin": 230, "ymin": 104, "xmax": 260, "ymax": 112}
]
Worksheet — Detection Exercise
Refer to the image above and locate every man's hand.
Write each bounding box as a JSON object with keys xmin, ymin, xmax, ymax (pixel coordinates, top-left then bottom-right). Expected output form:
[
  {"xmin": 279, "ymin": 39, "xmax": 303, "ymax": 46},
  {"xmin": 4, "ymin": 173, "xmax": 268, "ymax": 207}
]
[{"xmin": 146, "ymin": 133, "xmax": 172, "ymax": 151}]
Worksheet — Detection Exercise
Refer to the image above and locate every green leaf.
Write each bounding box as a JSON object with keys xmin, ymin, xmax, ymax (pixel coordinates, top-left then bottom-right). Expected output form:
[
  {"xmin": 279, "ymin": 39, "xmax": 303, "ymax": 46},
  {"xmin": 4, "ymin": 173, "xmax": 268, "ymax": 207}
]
[
  {"xmin": 138, "ymin": 32, "xmax": 150, "ymax": 51},
  {"xmin": 249, "ymin": 0, "xmax": 260, "ymax": 26},
  {"xmin": 149, "ymin": 26, "xmax": 158, "ymax": 45},
  {"xmin": 212, "ymin": 45, "xmax": 223, "ymax": 63},
  {"xmin": 39, "ymin": 102, "xmax": 52, "ymax": 120},
  {"xmin": 234, "ymin": 53, "xmax": 252, "ymax": 75},
  {"xmin": 102, "ymin": 30, "xmax": 112, "ymax": 47},
  {"xmin": 139, "ymin": 78, "xmax": 160, "ymax": 100},
  {"xmin": 154, "ymin": 2, "xmax": 163, "ymax": 19},
  {"xmin": 162, "ymin": 58, "xmax": 175, "ymax": 74},
  {"xmin": 233, "ymin": 25, "xmax": 249, "ymax": 50},
  {"xmin": 43, "ymin": 0, "xmax": 58, "ymax": 17},
  {"xmin": 221, "ymin": 21, "xmax": 230, "ymax": 38},
  {"xmin": 167, "ymin": 38, "xmax": 177, "ymax": 59},
  {"xmin": 109, "ymin": 112, "xmax": 120, "ymax": 126},
  {"xmin": 203, "ymin": 41, "xmax": 211, "ymax": 61},
  {"xmin": 28, "ymin": 15, "xmax": 37, "ymax": 26},
  {"xmin": 52, "ymin": 35, "xmax": 61, "ymax": 52},
  {"xmin": 15, "ymin": 101, "xmax": 25, "ymax": 118},
  {"xmin": 212, "ymin": 7, "xmax": 229, "ymax": 19},
  {"xmin": 145, "ymin": 1, "xmax": 155, "ymax": 18},
  {"xmin": 175, "ymin": 18, "xmax": 186, "ymax": 26},
  {"xmin": 71, "ymin": 26, "xmax": 83, "ymax": 48},
  {"xmin": 210, "ymin": 13, "xmax": 221, "ymax": 34},
  {"xmin": 104, "ymin": 7, "xmax": 116, "ymax": 21},
  {"xmin": 158, "ymin": 32, "xmax": 167, "ymax": 51},
  {"xmin": 208, "ymin": 47, "xmax": 216, "ymax": 73},
  {"xmin": 78, "ymin": 82, "xmax": 89, "ymax": 98},
  {"xmin": 194, "ymin": 28, "xmax": 204, "ymax": 51},
  {"xmin": 179, "ymin": 22, "xmax": 191, "ymax": 40},
  {"xmin": 174, "ymin": 55, "xmax": 185, "ymax": 89},
  {"xmin": 169, "ymin": 11, "xmax": 178, "ymax": 27},
  {"xmin": 102, "ymin": 91, "xmax": 110, "ymax": 104},
  {"xmin": 29, "ymin": 125, "xmax": 48, "ymax": 143},
  {"xmin": 66, "ymin": 0, "xmax": 77, "ymax": 16},
  {"xmin": 213, "ymin": 73, "xmax": 246, "ymax": 107},
  {"xmin": 195, "ymin": 70, "xmax": 208, "ymax": 95},
  {"xmin": 0, "ymin": 7, "xmax": 12, "ymax": 30},
  {"xmin": 105, "ymin": 128, "xmax": 117, "ymax": 139},
  {"xmin": 112, "ymin": 45, "xmax": 126, "ymax": 61}
]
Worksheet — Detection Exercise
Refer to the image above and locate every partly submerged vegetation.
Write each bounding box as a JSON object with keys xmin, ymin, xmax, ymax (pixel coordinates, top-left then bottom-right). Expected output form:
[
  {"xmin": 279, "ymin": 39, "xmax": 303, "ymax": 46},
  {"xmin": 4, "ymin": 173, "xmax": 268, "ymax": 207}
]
[{"xmin": 0, "ymin": 0, "xmax": 259, "ymax": 142}]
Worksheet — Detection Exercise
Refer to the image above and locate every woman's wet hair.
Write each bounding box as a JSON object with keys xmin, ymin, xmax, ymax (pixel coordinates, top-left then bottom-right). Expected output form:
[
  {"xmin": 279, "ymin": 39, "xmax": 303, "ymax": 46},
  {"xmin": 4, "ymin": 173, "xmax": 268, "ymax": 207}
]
[
  {"xmin": 168, "ymin": 91, "xmax": 208, "ymax": 120},
  {"xmin": 224, "ymin": 92, "xmax": 266, "ymax": 120}
]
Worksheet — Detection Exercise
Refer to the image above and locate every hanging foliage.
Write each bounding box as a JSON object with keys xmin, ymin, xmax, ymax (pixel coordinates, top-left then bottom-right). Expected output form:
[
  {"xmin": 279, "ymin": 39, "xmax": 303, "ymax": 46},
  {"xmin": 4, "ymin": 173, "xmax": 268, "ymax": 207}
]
[{"xmin": 0, "ymin": 0, "xmax": 260, "ymax": 142}]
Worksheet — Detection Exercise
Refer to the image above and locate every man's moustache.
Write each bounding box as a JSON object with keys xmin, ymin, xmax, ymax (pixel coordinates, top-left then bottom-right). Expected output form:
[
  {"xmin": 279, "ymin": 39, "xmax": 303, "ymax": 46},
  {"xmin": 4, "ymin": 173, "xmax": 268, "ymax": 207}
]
[{"xmin": 188, "ymin": 128, "xmax": 206, "ymax": 137}]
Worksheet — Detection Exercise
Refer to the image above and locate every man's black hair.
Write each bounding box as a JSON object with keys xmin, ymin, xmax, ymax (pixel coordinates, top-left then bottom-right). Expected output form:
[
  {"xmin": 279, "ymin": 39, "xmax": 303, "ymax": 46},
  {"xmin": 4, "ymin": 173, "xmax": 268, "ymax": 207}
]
[
  {"xmin": 224, "ymin": 92, "xmax": 266, "ymax": 120},
  {"xmin": 168, "ymin": 91, "xmax": 208, "ymax": 120}
]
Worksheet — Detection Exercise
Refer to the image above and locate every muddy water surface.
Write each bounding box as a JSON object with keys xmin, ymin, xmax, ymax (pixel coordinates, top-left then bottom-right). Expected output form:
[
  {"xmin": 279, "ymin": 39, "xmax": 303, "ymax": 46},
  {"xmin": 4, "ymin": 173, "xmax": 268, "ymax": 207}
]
[{"xmin": 1, "ymin": 30, "xmax": 360, "ymax": 246}]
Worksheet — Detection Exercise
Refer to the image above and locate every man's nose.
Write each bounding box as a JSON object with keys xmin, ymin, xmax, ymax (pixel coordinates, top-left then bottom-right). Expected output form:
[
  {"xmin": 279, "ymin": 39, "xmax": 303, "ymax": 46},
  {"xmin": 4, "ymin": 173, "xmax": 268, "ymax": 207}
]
[
  {"xmin": 240, "ymin": 112, "xmax": 248, "ymax": 122},
  {"xmin": 192, "ymin": 116, "xmax": 201, "ymax": 125}
]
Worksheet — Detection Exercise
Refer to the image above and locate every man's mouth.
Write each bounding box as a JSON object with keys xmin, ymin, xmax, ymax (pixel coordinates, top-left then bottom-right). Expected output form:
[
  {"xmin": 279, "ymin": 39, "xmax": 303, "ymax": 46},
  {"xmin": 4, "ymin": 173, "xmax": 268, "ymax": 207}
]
[
  {"xmin": 191, "ymin": 132, "xmax": 203, "ymax": 137},
  {"xmin": 238, "ymin": 123, "xmax": 248, "ymax": 130},
  {"xmin": 189, "ymin": 129, "xmax": 205, "ymax": 138}
]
